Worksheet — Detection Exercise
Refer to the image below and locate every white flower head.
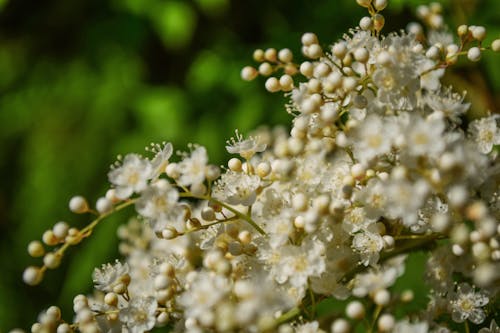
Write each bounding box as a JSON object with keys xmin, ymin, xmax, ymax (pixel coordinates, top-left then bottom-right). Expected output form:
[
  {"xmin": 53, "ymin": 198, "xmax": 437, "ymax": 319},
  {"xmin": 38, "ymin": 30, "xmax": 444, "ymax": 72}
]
[
  {"xmin": 468, "ymin": 115, "xmax": 500, "ymax": 154},
  {"xmin": 108, "ymin": 154, "xmax": 153, "ymax": 199},
  {"xmin": 213, "ymin": 170, "xmax": 260, "ymax": 206},
  {"xmin": 352, "ymin": 231, "xmax": 384, "ymax": 266},
  {"xmin": 351, "ymin": 114, "xmax": 397, "ymax": 165},
  {"xmin": 92, "ymin": 260, "xmax": 130, "ymax": 292},
  {"xmin": 226, "ymin": 129, "xmax": 266, "ymax": 159},
  {"xmin": 425, "ymin": 87, "xmax": 470, "ymax": 123},
  {"xmin": 135, "ymin": 179, "xmax": 179, "ymax": 224},
  {"xmin": 178, "ymin": 145, "xmax": 208, "ymax": 186},
  {"xmin": 449, "ymin": 283, "xmax": 489, "ymax": 324},
  {"xmin": 119, "ymin": 296, "xmax": 157, "ymax": 333},
  {"xmin": 147, "ymin": 141, "xmax": 173, "ymax": 179}
]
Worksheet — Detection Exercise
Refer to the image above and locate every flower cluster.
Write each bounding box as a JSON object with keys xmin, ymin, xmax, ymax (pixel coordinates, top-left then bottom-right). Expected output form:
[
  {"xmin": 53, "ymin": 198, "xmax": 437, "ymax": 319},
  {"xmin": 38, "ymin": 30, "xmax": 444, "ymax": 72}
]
[{"xmin": 21, "ymin": 1, "xmax": 500, "ymax": 333}]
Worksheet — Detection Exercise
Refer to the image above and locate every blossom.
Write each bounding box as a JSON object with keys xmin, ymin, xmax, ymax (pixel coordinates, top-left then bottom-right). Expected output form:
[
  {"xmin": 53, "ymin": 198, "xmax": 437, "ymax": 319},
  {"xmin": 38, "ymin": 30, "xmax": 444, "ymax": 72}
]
[
  {"xmin": 135, "ymin": 179, "xmax": 179, "ymax": 225},
  {"xmin": 178, "ymin": 145, "xmax": 208, "ymax": 186},
  {"xmin": 108, "ymin": 154, "xmax": 153, "ymax": 199},
  {"xmin": 92, "ymin": 260, "xmax": 129, "ymax": 292},
  {"xmin": 468, "ymin": 115, "xmax": 500, "ymax": 154},
  {"xmin": 148, "ymin": 142, "xmax": 173, "ymax": 179},
  {"xmin": 351, "ymin": 114, "xmax": 396, "ymax": 165},
  {"xmin": 449, "ymin": 283, "xmax": 489, "ymax": 324},
  {"xmin": 119, "ymin": 296, "xmax": 157, "ymax": 333},
  {"xmin": 352, "ymin": 231, "xmax": 384, "ymax": 266},
  {"xmin": 226, "ymin": 129, "xmax": 266, "ymax": 159},
  {"xmin": 213, "ymin": 170, "xmax": 260, "ymax": 206}
]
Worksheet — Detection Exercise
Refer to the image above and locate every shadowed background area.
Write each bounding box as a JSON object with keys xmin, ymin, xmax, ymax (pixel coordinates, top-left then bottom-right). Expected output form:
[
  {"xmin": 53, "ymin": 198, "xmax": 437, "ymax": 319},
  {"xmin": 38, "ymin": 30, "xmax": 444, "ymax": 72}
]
[{"xmin": 0, "ymin": 0, "xmax": 498, "ymax": 330}]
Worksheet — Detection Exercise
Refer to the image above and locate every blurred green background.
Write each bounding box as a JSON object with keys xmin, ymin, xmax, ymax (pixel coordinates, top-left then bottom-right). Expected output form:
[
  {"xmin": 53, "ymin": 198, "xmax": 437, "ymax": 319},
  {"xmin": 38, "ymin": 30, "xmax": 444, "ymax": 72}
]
[{"xmin": 0, "ymin": 0, "xmax": 498, "ymax": 331}]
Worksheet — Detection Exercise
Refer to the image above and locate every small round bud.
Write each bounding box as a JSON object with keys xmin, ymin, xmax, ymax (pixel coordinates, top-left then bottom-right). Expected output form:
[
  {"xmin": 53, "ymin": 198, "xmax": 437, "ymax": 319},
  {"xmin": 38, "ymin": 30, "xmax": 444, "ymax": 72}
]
[
  {"xmin": 332, "ymin": 42, "xmax": 347, "ymax": 59},
  {"xmin": 278, "ymin": 48, "xmax": 293, "ymax": 63},
  {"xmin": 492, "ymin": 39, "xmax": 500, "ymax": 52},
  {"xmin": 28, "ymin": 241, "xmax": 45, "ymax": 257},
  {"xmin": 467, "ymin": 47, "xmax": 481, "ymax": 62},
  {"xmin": 401, "ymin": 289, "xmax": 414, "ymax": 302},
  {"xmin": 104, "ymin": 292, "xmax": 118, "ymax": 306},
  {"xmin": 342, "ymin": 77, "xmax": 357, "ymax": 92},
  {"xmin": 406, "ymin": 22, "xmax": 423, "ymax": 36},
  {"xmin": 307, "ymin": 44, "xmax": 323, "ymax": 59},
  {"xmin": 359, "ymin": 16, "xmax": 372, "ymax": 31},
  {"xmin": 238, "ymin": 230, "xmax": 252, "ymax": 244},
  {"xmin": 346, "ymin": 300, "xmax": 365, "ymax": 319},
  {"xmin": 356, "ymin": 0, "xmax": 371, "ymax": 8},
  {"xmin": 53, "ymin": 221, "xmax": 69, "ymax": 239},
  {"xmin": 201, "ymin": 206, "xmax": 216, "ymax": 221},
  {"xmin": 374, "ymin": 289, "xmax": 391, "ymax": 306},
  {"xmin": 96, "ymin": 197, "xmax": 113, "ymax": 214},
  {"xmin": 241, "ymin": 66, "xmax": 258, "ymax": 81},
  {"xmin": 351, "ymin": 163, "xmax": 365, "ymax": 179},
  {"xmin": 457, "ymin": 24, "xmax": 468, "ymax": 37},
  {"xmin": 23, "ymin": 266, "xmax": 43, "ymax": 286},
  {"xmin": 354, "ymin": 48, "xmax": 369, "ymax": 63},
  {"xmin": 376, "ymin": 51, "xmax": 392, "ymax": 66},
  {"xmin": 69, "ymin": 195, "xmax": 88, "ymax": 214},
  {"xmin": 43, "ymin": 252, "xmax": 61, "ymax": 269},
  {"xmin": 378, "ymin": 314, "xmax": 395, "ymax": 332},
  {"xmin": 301, "ymin": 32, "xmax": 318, "ymax": 46},
  {"xmin": 42, "ymin": 230, "xmax": 58, "ymax": 246},
  {"xmin": 279, "ymin": 74, "xmax": 294, "ymax": 91},
  {"xmin": 258, "ymin": 62, "xmax": 273, "ymax": 76},
  {"xmin": 292, "ymin": 193, "xmax": 308, "ymax": 211},
  {"xmin": 331, "ymin": 318, "xmax": 351, "ymax": 333},
  {"xmin": 57, "ymin": 323, "xmax": 71, "ymax": 333},
  {"xmin": 228, "ymin": 158, "xmax": 242, "ymax": 171},
  {"xmin": 373, "ymin": 0, "xmax": 387, "ymax": 11},
  {"xmin": 299, "ymin": 61, "xmax": 314, "ymax": 77},
  {"xmin": 165, "ymin": 162, "xmax": 179, "ymax": 179},
  {"xmin": 426, "ymin": 46, "xmax": 440, "ymax": 59},
  {"xmin": 383, "ymin": 235, "xmax": 395, "ymax": 250},
  {"xmin": 264, "ymin": 48, "xmax": 277, "ymax": 62},
  {"xmin": 253, "ymin": 49, "xmax": 264, "ymax": 62},
  {"xmin": 373, "ymin": 14, "xmax": 385, "ymax": 31},
  {"xmin": 157, "ymin": 312, "xmax": 170, "ymax": 325},
  {"xmin": 265, "ymin": 77, "xmax": 281, "ymax": 92},
  {"xmin": 257, "ymin": 161, "xmax": 271, "ymax": 178},
  {"xmin": 471, "ymin": 26, "xmax": 486, "ymax": 41},
  {"xmin": 154, "ymin": 275, "xmax": 170, "ymax": 290},
  {"xmin": 205, "ymin": 165, "xmax": 221, "ymax": 181},
  {"xmin": 161, "ymin": 227, "xmax": 178, "ymax": 240}
]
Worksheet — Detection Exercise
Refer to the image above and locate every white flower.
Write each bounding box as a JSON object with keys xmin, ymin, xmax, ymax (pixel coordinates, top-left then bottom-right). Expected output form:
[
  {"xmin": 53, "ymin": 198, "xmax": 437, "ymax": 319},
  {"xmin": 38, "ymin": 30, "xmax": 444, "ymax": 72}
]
[
  {"xmin": 425, "ymin": 87, "xmax": 470, "ymax": 123},
  {"xmin": 385, "ymin": 179, "xmax": 429, "ymax": 226},
  {"xmin": 479, "ymin": 319, "xmax": 500, "ymax": 333},
  {"xmin": 351, "ymin": 114, "xmax": 396, "ymax": 165},
  {"xmin": 148, "ymin": 142, "xmax": 173, "ymax": 179},
  {"xmin": 343, "ymin": 207, "xmax": 376, "ymax": 234},
  {"xmin": 135, "ymin": 179, "xmax": 179, "ymax": 224},
  {"xmin": 92, "ymin": 260, "xmax": 129, "ymax": 292},
  {"xmin": 119, "ymin": 296, "xmax": 157, "ymax": 333},
  {"xmin": 404, "ymin": 115, "xmax": 445, "ymax": 157},
  {"xmin": 270, "ymin": 238, "xmax": 326, "ymax": 289},
  {"xmin": 352, "ymin": 231, "xmax": 384, "ymax": 266},
  {"xmin": 468, "ymin": 115, "xmax": 500, "ymax": 154},
  {"xmin": 449, "ymin": 283, "xmax": 489, "ymax": 324},
  {"xmin": 355, "ymin": 179, "xmax": 388, "ymax": 219},
  {"xmin": 351, "ymin": 256, "xmax": 406, "ymax": 297},
  {"xmin": 178, "ymin": 145, "xmax": 208, "ymax": 186},
  {"xmin": 178, "ymin": 271, "xmax": 230, "ymax": 321},
  {"xmin": 108, "ymin": 154, "xmax": 153, "ymax": 199},
  {"xmin": 213, "ymin": 170, "xmax": 260, "ymax": 206},
  {"xmin": 226, "ymin": 129, "xmax": 266, "ymax": 159}
]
